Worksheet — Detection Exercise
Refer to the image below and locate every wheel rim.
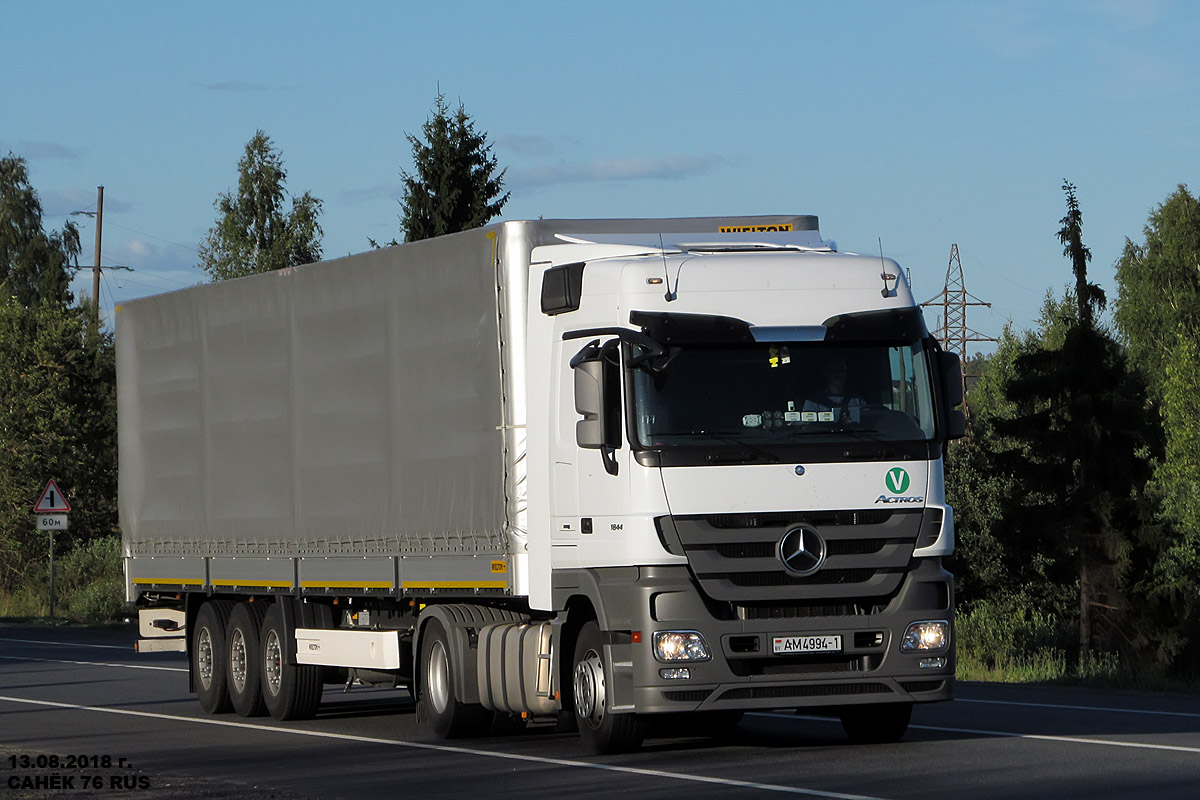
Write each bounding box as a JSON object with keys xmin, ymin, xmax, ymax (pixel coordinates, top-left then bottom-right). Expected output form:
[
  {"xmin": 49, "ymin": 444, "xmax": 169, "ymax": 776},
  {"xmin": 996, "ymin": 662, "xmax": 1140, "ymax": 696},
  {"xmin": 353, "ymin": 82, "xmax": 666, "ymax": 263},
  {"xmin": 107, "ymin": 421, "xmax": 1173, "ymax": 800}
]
[
  {"xmin": 197, "ymin": 627, "xmax": 214, "ymax": 690},
  {"xmin": 230, "ymin": 629, "xmax": 248, "ymax": 692},
  {"xmin": 264, "ymin": 629, "xmax": 282, "ymax": 697},
  {"xmin": 426, "ymin": 639, "xmax": 451, "ymax": 715},
  {"xmin": 573, "ymin": 648, "xmax": 606, "ymax": 728}
]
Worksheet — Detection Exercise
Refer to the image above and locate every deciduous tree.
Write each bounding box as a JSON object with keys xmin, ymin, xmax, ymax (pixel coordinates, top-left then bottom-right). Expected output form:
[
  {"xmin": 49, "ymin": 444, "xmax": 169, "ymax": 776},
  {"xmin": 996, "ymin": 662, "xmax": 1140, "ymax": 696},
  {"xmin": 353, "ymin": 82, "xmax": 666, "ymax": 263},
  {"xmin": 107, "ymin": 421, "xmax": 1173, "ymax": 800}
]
[
  {"xmin": 1113, "ymin": 185, "xmax": 1200, "ymax": 401},
  {"xmin": 198, "ymin": 131, "xmax": 323, "ymax": 281},
  {"xmin": 0, "ymin": 153, "xmax": 80, "ymax": 307}
]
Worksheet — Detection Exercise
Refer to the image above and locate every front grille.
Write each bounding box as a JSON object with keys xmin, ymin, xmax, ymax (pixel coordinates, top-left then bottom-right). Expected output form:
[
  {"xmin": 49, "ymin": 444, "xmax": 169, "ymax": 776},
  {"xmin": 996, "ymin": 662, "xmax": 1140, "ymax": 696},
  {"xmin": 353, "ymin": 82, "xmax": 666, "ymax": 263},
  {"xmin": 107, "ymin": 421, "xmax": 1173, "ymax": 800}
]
[
  {"xmin": 729, "ymin": 569, "xmax": 877, "ymax": 587},
  {"xmin": 669, "ymin": 509, "xmax": 925, "ymax": 603},
  {"xmin": 706, "ymin": 510, "xmax": 893, "ymax": 529},
  {"xmin": 735, "ymin": 603, "xmax": 871, "ymax": 619},
  {"xmin": 715, "ymin": 539, "xmax": 892, "ymax": 559},
  {"xmin": 663, "ymin": 689, "xmax": 714, "ymax": 702},
  {"xmin": 718, "ymin": 682, "xmax": 892, "ymax": 701}
]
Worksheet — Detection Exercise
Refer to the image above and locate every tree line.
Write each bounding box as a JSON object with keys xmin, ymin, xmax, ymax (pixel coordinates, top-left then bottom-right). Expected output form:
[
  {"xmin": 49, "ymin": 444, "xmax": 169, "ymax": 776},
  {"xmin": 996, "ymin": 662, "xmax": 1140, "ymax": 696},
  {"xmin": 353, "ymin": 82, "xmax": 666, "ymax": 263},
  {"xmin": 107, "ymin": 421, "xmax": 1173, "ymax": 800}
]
[{"xmin": 950, "ymin": 182, "xmax": 1200, "ymax": 682}]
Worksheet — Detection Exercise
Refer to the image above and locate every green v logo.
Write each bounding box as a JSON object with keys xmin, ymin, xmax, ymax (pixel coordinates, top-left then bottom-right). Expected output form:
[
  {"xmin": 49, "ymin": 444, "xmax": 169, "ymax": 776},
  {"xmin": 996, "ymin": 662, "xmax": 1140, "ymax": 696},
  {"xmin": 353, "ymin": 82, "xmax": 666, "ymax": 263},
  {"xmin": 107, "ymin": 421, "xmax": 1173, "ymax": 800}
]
[{"xmin": 885, "ymin": 468, "xmax": 911, "ymax": 494}]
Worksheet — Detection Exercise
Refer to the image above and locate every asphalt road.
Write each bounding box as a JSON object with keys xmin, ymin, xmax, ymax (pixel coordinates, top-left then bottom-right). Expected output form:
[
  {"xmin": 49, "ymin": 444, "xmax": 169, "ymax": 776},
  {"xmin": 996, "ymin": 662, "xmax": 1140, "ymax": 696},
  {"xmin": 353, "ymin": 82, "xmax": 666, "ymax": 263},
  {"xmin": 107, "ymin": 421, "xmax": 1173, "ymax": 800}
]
[{"xmin": 2, "ymin": 623, "xmax": 1199, "ymax": 799}]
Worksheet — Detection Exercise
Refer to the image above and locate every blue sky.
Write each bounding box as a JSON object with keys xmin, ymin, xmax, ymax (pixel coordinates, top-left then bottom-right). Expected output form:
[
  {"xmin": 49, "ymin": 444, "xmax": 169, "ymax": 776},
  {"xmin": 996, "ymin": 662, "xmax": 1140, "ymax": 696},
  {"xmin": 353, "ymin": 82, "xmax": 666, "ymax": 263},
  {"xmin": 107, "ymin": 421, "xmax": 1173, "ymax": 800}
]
[{"xmin": 3, "ymin": 0, "xmax": 1197, "ymax": 352}]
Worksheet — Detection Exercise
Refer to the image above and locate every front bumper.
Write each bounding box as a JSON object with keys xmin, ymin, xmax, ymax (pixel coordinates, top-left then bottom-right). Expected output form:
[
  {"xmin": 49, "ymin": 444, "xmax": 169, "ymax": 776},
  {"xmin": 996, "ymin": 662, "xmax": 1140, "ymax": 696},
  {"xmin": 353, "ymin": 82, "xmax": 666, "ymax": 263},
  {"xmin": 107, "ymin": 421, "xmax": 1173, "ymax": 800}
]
[{"xmin": 557, "ymin": 560, "xmax": 954, "ymax": 716}]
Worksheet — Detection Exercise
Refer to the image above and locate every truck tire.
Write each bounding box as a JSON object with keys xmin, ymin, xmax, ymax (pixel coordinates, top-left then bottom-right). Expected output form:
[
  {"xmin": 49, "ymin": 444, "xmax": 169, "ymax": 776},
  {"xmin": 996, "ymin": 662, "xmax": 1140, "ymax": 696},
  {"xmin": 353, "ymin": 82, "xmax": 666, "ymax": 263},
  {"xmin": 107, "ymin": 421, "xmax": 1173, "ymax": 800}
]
[
  {"xmin": 193, "ymin": 599, "xmax": 235, "ymax": 714},
  {"xmin": 420, "ymin": 618, "xmax": 492, "ymax": 738},
  {"xmin": 839, "ymin": 702, "xmax": 912, "ymax": 744},
  {"xmin": 572, "ymin": 620, "xmax": 644, "ymax": 754},
  {"xmin": 226, "ymin": 601, "xmax": 270, "ymax": 717},
  {"xmin": 260, "ymin": 603, "xmax": 323, "ymax": 721}
]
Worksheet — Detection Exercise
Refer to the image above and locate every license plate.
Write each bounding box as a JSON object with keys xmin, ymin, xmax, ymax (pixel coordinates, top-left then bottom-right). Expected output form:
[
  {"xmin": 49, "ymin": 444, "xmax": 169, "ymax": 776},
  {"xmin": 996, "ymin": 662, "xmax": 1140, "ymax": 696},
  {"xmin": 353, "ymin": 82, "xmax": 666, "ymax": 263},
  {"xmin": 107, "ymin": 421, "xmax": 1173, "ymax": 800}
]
[{"xmin": 772, "ymin": 634, "xmax": 843, "ymax": 654}]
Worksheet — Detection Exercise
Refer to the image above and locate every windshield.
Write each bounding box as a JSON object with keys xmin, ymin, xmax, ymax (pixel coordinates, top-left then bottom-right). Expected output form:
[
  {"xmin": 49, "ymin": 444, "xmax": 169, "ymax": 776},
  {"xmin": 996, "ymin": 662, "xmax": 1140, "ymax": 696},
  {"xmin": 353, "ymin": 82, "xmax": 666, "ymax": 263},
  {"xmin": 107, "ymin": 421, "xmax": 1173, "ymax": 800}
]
[{"xmin": 631, "ymin": 340, "xmax": 937, "ymax": 452}]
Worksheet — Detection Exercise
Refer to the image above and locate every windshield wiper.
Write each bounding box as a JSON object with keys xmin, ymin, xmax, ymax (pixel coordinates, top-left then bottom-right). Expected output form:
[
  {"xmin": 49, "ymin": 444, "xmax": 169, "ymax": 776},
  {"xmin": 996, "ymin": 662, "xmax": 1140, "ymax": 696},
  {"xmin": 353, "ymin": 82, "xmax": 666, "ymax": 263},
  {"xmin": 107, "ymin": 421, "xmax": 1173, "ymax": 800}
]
[
  {"xmin": 690, "ymin": 430, "xmax": 781, "ymax": 463},
  {"xmin": 776, "ymin": 426, "xmax": 884, "ymax": 440}
]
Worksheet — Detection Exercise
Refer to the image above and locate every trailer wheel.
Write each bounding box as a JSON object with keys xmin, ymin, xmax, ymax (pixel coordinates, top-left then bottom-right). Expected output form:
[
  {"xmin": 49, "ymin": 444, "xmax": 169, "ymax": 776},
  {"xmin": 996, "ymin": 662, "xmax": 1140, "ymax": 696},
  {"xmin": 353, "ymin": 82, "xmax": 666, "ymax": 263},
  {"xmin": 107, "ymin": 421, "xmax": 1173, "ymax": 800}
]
[
  {"xmin": 572, "ymin": 620, "xmax": 644, "ymax": 753},
  {"xmin": 420, "ymin": 618, "xmax": 491, "ymax": 738},
  {"xmin": 839, "ymin": 702, "xmax": 912, "ymax": 744},
  {"xmin": 193, "ymin": 600, "xmax": 235, "ymax": 714},
  {"xmin": 260, "ymin": 603, "xmax": 323, "ymax": 720},
  {"xmin": 226, "ymin": 601, "xmax": 270, "ymax": 717}
]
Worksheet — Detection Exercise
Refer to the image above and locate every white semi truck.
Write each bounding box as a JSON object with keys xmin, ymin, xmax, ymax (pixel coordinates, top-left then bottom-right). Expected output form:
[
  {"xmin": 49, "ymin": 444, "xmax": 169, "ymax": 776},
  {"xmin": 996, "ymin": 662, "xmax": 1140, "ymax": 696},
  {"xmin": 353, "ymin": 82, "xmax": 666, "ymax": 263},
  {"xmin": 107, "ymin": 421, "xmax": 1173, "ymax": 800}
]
[{"xmin": 120, "ymin": 216, "xmax": 964, "ymax": 752}]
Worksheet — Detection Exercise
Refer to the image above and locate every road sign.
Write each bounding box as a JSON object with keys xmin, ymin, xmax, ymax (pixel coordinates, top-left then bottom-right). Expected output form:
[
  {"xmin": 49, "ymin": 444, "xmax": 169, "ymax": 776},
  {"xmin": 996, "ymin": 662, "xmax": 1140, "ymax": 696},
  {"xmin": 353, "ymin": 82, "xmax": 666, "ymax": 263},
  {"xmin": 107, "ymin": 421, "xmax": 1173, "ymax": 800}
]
[
  {"xmin": 34, "ymin": 479, "xmax": 71, "ymax": 513},
  {"xmin": 37, "ymin": 514, "xmax": 69, "ymax": 531}
]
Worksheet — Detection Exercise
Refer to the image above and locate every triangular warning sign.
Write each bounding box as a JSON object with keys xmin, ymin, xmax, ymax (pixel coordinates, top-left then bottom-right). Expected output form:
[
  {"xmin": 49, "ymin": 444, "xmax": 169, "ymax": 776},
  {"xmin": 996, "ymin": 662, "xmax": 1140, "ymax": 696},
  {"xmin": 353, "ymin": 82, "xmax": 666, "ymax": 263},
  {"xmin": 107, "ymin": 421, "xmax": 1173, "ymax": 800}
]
[{"xmin": 34, "ymin": 479, "xmax": 71, "ymax": 513}]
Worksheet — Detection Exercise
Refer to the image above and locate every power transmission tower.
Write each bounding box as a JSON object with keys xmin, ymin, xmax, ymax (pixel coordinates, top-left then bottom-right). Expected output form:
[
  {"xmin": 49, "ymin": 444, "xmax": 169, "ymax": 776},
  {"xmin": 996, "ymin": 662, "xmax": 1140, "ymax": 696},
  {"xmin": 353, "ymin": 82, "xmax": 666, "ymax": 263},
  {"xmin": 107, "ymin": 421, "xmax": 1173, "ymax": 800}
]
[{"xmin": 921, "ymin": 244, "xmax": 996, "ymax": 364}]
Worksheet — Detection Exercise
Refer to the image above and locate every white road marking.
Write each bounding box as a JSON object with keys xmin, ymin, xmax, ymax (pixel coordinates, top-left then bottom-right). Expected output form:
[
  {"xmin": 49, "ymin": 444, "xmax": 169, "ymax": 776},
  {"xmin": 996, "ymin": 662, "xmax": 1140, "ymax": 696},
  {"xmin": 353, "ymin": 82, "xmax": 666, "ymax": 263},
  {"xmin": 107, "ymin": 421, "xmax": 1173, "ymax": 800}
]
[
  {"xmin": 0, "ymin": 694, "xmax": 885, "ymax": 800},
  {"xmin": 956, "ymin": 697, "xmax": 1200, "ymax": 719},
  {"xmin": 907, "ymin": 722, "xmax": 1200, "ymax": 754},
  {"xmin": 0, "ymin": 655, "xmax": 187, "ymax": 673},
  {"xmin": 0, "ymin": 636, "xmax": 131, "ymax": 651},
  {"xmin": 767, "ymin": 713, "xmax": 1200, "ymax": 755}
]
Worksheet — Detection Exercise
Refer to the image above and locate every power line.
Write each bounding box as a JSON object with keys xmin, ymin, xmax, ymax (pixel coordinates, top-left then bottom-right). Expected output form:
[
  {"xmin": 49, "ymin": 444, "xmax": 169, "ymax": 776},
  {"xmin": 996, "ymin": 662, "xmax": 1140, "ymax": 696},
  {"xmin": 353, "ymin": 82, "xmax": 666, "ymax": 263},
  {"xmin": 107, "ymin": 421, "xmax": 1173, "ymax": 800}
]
[{"xmin": 921, "ymin": 243, "xmax": 998, "ymax": 363}]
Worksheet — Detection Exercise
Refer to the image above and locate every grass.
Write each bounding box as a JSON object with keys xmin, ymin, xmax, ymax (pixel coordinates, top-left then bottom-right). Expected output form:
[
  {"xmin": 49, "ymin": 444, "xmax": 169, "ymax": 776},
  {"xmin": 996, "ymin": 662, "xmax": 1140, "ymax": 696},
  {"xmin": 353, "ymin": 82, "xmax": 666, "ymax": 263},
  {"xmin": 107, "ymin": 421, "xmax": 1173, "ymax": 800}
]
[{"xmin": 0, "ymin": 535, "xmax": 125, "ymax": 624}]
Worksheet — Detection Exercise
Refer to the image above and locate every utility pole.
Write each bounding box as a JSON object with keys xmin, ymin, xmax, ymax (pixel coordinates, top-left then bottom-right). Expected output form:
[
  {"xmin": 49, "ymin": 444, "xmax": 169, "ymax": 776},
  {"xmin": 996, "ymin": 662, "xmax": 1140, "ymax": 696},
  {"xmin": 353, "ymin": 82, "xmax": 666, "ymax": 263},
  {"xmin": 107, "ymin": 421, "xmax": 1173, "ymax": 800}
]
[{"xmin": 92, "ymin": 185, "xmax": 104, "ymax": 323}]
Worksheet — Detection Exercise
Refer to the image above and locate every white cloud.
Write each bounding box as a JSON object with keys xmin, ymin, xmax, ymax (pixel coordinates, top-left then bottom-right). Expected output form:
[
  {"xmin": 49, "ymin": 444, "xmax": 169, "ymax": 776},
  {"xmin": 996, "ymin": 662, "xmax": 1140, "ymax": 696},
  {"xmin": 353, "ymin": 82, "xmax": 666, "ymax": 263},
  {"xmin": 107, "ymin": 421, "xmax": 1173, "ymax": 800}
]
[
  {"xmin": 337, "ymin": 182, "xmax": 403, "ymax": 205},
  {"xmin": 5, "ymin": 140, "xmax": 79, "ymax": 160},
  {"xmin": 202, "ymin": 81, "xmax": 270, "ymax": 92},
  {"xmin": 510, "ymin": 155, "xmax": 725, "ymax": 188},
  {"xmin": 494, "ymin": 134, "xmax": 580, "ymax": 157}
]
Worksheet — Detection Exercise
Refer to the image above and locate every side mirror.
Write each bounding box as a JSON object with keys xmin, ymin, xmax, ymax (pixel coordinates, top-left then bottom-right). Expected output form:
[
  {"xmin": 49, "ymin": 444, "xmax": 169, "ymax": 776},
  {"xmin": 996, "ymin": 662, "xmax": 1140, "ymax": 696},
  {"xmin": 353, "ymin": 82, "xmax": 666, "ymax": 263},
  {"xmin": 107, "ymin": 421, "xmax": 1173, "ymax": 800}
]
[
  {"xmin": 570, "ymin": 340, "xmax": 620, "ymax": 475},
  {"xmin": 938, "ymin": 351, "xmax": 967, "ymax": 440},
  {"xmin": 574, "ymin": 357, "xmax": 606, "ymax": 450}
]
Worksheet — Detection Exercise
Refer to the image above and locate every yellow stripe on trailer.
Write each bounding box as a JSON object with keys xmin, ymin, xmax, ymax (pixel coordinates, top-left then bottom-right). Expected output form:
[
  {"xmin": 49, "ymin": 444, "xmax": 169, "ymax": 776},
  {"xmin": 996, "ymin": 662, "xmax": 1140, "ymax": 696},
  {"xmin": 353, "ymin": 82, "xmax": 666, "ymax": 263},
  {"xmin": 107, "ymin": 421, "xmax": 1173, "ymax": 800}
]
[
  {"xmin": 299, "ymin": 580, "xmax": 393, "ymax": 589},
  {"xmin": 211, "ymin": 579, "xmax": 293, "ymax": 588},
  {"xmin": 400, "ymin": 580, "xmax": 508, "ymax": 590},
  {"xmin": 132, "ymin": 577, "xmax": 205, "ymax": 586}
]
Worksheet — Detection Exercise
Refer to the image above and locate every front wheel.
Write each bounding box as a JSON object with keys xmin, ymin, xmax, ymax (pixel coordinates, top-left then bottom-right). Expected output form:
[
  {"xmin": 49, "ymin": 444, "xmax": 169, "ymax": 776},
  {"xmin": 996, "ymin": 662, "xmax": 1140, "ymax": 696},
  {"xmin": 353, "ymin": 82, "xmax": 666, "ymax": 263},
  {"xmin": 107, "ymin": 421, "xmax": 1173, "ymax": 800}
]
[
  {"xmin": 839, "ymin": 702, "xmax": 912, "ymax": 744},
  {"xmin": 572, "ymin": 621, "xmax": 643, "ymax": 754}
]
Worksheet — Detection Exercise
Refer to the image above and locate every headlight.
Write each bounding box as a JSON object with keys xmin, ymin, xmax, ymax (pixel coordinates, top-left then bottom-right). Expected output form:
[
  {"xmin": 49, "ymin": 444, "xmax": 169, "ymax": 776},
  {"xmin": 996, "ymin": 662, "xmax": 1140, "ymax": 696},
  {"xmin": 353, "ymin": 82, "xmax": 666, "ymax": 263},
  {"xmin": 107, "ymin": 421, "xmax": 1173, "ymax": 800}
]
[
  {"xmin": 901, "ymin": 620, "xmax": 949, "ymax": 652},
  {"xmin": 653, "ymin": 631, "xmax": 711, "ymax": 662}
]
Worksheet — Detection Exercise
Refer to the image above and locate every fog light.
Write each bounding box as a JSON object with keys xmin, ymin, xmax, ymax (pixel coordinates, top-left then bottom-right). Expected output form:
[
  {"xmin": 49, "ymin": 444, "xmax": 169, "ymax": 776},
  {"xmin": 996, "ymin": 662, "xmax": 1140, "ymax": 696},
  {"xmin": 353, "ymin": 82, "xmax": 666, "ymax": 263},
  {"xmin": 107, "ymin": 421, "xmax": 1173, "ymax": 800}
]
[
  {"xmin": 653, "ymin": 631, "xmax": 711, "ymax": 662},
  {"xmin": 901, "ymin": 620, "xmax": 949, "ymax": 652},
  {"xmin": 919, "ymin": 657, "xmax": 946, "ymax": 669},
  {"xmin": 659, "ymin": 667, "xmax": 691, "ymax": 680}
]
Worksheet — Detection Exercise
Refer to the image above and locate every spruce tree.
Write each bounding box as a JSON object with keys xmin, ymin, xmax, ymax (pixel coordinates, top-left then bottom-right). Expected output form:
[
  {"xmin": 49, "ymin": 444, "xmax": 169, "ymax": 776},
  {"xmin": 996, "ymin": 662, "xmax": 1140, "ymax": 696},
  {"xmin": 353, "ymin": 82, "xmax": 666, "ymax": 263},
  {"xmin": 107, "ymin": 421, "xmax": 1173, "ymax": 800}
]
[
  {"xmin": 396, "ymin": 93, "xmax": 509, "ymax": 243},
  {"xmin": 994, "ymin": 182, "xmax": 1150, "ymax": 664}
]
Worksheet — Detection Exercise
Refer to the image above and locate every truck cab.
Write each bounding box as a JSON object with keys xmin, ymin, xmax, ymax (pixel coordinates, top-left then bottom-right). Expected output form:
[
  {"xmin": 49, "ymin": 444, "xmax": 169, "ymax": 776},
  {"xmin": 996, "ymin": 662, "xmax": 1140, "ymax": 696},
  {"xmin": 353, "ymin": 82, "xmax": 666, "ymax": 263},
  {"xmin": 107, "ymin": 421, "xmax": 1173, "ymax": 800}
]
[{"xmin": 525, "ymin": 233, "xmax": 962, "ymax": 750}]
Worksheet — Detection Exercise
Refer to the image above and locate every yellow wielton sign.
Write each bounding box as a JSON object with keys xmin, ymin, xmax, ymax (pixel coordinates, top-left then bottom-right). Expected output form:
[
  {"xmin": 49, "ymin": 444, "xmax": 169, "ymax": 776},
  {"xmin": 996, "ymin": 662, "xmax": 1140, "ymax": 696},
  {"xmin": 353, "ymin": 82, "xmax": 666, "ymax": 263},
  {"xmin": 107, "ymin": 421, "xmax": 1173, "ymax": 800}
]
[{"xmin": 719, "ymin": 224, "xmax": 794, "ymax": 233}]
